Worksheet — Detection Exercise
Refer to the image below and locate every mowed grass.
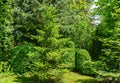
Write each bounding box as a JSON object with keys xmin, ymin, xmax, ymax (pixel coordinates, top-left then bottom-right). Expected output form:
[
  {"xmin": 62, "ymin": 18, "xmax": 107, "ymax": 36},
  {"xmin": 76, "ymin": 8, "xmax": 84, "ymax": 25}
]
[
  {"xmin": 62, "ymin": 71, "xmax": 98, "ymax": 83},
  {"xmin": 0, "ymin": 73, "xmax": 39, "ymax": 83},
  {"xmin": 0, "ymin": 71, "xmax": 98, "ymax": 83},
  {"xmin": 0, "ymin": 73, "xmax": 18, "ymax": 83}
]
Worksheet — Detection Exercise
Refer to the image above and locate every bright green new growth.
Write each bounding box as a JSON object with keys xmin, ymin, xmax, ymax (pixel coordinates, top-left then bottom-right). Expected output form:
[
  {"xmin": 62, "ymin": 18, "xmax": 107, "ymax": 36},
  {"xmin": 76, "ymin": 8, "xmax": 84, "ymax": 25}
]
[{"xmin": 11, "ymin": 0, "xmax": 75, "ymax": 82}]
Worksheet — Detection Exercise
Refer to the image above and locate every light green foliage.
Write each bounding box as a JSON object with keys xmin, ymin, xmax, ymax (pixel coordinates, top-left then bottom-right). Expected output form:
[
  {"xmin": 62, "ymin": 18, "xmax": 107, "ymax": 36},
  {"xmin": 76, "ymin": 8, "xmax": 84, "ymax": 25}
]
[
  {"xmin": 62, "ymin": 70, "xmax": 98, "ymax": 83},
  {"xmin": 0, "ymin": 73, "xmax": 17, "ymax": 83},
  {"xmin": 0, "ymin": 70, "xmax": 99, "ymax": 83},
  {"xmin": 31, "ymin": 4, "xmax": 74, "ymax": 80},
  {"xmin": 11, "ymin": 0, "xmax": 75, "ymax": 81},
  {"xmin": 0, "ymin": 61, "xmax": 10, "ymax": 72},
  {"xmin": 60, "ymin": 41, "xmax": 75, "ymax": 69}
]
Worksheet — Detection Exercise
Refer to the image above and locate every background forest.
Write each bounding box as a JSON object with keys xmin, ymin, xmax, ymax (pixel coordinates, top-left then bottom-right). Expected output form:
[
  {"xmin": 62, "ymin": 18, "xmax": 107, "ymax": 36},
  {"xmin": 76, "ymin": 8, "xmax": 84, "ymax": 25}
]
[{"xmin": 0, "ymin": 0, "xmax": 120, "ymax": 83}]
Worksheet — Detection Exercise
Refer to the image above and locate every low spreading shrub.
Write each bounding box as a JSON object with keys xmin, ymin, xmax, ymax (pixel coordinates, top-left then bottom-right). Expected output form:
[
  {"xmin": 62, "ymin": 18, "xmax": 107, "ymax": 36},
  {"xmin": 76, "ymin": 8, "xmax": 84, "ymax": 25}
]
[{"xmin": 81, "ymin": 61, "xmax": 107, "ymax": 76}]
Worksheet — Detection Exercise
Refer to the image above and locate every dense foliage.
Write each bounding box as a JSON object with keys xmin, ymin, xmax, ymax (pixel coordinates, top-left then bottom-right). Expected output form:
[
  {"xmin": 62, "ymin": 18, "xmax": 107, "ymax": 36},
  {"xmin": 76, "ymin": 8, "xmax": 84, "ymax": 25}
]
[
  {"xmin": 94, "ymin": 0, "xmax": 120, "ymax": 72},
  {"xmin": 0, "ymin": 0, "xmax": 13, "ymax": 59},
  {"xmin": 75, "ymin": 49, "xmax": 91, "ymax": 72},
  {"xmin": 1, "ymin": 0, "xmax": 120, "ymax": 82},
  {"xmin": 0, "ymin": 0, "xmax": 13, "ymax": 72},
  {"xmin": 56, "ymin": 0, "xmax": 92, "ymax": 49}
]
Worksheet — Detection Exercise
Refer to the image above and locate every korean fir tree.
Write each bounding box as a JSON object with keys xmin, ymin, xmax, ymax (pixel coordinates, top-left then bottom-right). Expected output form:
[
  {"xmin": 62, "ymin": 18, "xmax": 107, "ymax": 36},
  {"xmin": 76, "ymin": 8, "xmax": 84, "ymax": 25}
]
[
  {"xmin": 31, "ymin": 4, "xmax": 73, "ymax": 81},
  {"xmin": 11, "ymin": 0, "xmax": 74, "ymax": 82}
]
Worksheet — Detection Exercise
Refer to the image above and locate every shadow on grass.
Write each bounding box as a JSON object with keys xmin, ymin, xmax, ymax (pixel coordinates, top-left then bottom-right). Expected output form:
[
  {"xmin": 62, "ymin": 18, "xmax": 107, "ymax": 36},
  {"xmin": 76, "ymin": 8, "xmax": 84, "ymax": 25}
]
[
  {"xmin": 14, "ymin": 75, "xmax": 41, "ymax": 83},
  {"xmin": 75, "ymin": 79, "xmax": 99, "ymax": 83},
  {"xmin": 14, "ymin": 75, "xmax": 61, "ymax": 83}
]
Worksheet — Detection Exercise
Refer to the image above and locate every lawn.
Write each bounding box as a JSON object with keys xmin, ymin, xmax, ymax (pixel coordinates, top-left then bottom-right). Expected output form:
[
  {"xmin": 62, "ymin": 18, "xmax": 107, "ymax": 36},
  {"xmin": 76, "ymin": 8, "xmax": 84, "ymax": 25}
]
[
  {"xmin": 0, "ymin": 73, "xmax": 17, "ymax": 83},
  {"xmin": 62, "ymin": 71, "xmax": 98, "ymax": 83},
  {"xmin": 0, "ymin": 71, "xmax": 98, "ymax": 83}
]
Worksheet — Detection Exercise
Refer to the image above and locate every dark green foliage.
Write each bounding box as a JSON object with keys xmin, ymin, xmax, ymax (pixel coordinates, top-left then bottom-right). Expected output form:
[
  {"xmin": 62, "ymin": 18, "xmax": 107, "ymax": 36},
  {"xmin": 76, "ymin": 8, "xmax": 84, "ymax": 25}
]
[
  {"xmin": 75, "ymin": 49, "xmax": 107, "ymax": 76},
  {"xmin": 0, "ymin": 0, "xmax": 13, "ymax": 73},
  {"xmin": 90, "ymin": 38, "xmax": 102, "ymax": 60},
  {"xmin": 81, "ymin": 61, "xmax": 107, "ymax": 76},
  {"xmin": 94, "ymin": 0, "xmax": 120, "ymax": 72},
  {"xmin": 11, "ymin": 44, "xmax": 37, "ymax": 74},
  {"xmin": 75, "ymin": 49, "xmax": 91, "ymax": 72},
  {"xmin": 56, "ymin": 0, "xmax": 92, "ymax": 49},
  {"xmin": 0, "ymin": 0, "xmax": 13, "ymax": 61},
  {"xmin": 97, "ymin": 71, "xmax": 120, "ymax": 83},
  {"xmin": 80, "ymin": 61, "xmax": 97, "ymax": 76},
  {"xmin": 12, "ymin": 0, "xmax": 41, "ymax": 45}
]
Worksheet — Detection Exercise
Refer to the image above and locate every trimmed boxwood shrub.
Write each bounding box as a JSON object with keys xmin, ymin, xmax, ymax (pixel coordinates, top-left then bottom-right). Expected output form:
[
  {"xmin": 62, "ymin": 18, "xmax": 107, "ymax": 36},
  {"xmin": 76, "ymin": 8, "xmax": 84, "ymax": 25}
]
[
  {"xmin": 75, "ymin": 49, "xmax": 91, "ymax": 72},
  {"xmin": 75, "ymin": 49, "xmax": 107, "ymax": 76}
]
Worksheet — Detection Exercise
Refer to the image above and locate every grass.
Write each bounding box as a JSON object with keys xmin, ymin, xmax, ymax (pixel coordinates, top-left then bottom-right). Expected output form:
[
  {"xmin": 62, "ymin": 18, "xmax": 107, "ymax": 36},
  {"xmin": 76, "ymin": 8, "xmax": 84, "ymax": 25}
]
[
  {"xmin": 0, "ymin": 71, "xmax": 98, "ymax": 83},
  {"xmin": 0, "ymin": 73, "xmax": 39, "ymax": 83},
  {"xmin": 0, "ymin": 72, "xmax": 17, "ymax": 83},
  {"xmin": 62, "ymin": 71, "xmax": 98, "ymax": 83}
]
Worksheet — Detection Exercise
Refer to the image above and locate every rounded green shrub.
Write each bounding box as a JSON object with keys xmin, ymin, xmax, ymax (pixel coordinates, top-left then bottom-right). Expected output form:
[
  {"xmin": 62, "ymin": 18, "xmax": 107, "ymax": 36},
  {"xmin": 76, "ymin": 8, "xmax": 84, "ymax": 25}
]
[{"xmin": 75, "ymin": 49, "xmax": 91, "ymax": 72}]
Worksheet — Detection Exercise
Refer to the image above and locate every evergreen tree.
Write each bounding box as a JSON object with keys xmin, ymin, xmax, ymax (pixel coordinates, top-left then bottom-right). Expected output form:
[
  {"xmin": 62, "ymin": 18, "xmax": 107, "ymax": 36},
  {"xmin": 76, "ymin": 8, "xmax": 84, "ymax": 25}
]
[
  {"xmin": 0, "ymin": 0, "xmax": 13, "ymax": 61},
  {"xmin": 12, "ymin": 0, "xmax": 74, "ymax": 81},
  {"xmin": 95, "ymin": 0, "xmax": 120, "ymax": 72},
  {"xmin": 56, "ymin": 0, "xmax": 92, "ymax": 50}
]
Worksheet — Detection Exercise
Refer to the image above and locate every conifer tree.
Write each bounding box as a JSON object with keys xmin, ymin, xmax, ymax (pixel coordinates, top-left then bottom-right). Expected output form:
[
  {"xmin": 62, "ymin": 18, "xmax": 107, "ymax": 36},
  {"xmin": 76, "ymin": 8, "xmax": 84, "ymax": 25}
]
[
  {"xmin": 95, "ymin": 0, "xmax": 120, "ymax": 72},
  {"xmin": 0, "ymin": 0, "xmax": 13, "ymax": 61},
  {"xmin": 56, "ymin": 0, "xmax": 92, "ymax": 49},
  {"xmin": 12, "ymin": 0, "xmax": 74, "ymax": 81}
]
